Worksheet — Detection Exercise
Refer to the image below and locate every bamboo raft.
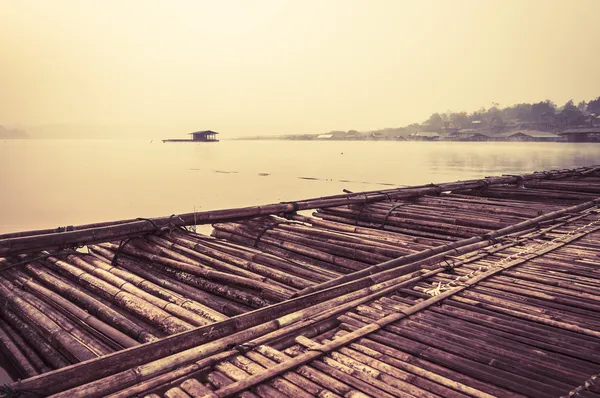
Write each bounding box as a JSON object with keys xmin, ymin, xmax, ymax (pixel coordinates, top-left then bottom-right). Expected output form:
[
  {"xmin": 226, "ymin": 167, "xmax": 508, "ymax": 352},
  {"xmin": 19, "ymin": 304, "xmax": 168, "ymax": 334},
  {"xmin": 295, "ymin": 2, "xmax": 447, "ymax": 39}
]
[{"xmin": 1, "ymin": 166, "xmax": 600, "ymax": 398}]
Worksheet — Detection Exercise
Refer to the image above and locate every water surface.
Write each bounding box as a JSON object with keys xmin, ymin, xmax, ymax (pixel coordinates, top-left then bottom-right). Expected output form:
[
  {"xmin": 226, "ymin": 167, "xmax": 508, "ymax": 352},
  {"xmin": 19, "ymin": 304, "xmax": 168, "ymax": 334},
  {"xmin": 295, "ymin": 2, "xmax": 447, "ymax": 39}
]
[{"xmin": 1, "ymin": 139, "xmax": 599, "ymax": 235}]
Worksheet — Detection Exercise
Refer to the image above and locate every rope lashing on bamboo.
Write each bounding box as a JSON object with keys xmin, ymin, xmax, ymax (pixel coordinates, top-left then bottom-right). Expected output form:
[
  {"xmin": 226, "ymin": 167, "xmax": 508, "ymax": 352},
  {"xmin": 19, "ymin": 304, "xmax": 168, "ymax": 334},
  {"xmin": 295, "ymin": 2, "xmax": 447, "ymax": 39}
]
[
  {"xmin": 374, "ymin": 191, "xmax": 394, "ymax": 202},
  {"xmin": 504, "ymin": 174, "xmax": 525, "ymax": 188},
  {"xmin": 427, "ymin": 183, "xmax": 444, "ymax": 196},
  {"xmin": 110, "ymin": 238, "xmax": 135, "ymax": 267},
  {"xmin": 278, "ymin": 201, "xmax": 300, "ymax": 214},
  {"xmin": 354, "ymin": 204, "xmax": 367, "ymax": 226},
  {"xmin": 379, "ymin": 202, "xmax": 408, "ymax": 230},
  {"xmin": 0, "ymin": 383, "xmax": 44, "ymax": 398},
  {"xmin": 135, "ymin": 217, "xmax": 161, "ymax": 232},
  {"xmin": 252, "ymin": 222, "xmax": 290, "ymax": 248},
  {"xmin": 561, "ymin": 374, "xmax": 599, "ymax": 397},
  {"xmin": 0, "ymin": 384, "xmax": 20, "ymax": 398}
]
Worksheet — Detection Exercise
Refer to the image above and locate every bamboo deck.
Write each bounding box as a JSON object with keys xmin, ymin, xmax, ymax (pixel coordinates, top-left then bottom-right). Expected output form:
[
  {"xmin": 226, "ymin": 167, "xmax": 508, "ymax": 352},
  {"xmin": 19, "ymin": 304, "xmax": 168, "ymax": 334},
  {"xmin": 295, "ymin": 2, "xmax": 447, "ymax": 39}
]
[{"xmin": 1, "ymin": 166, "xmax": 600, "ymax": 397}]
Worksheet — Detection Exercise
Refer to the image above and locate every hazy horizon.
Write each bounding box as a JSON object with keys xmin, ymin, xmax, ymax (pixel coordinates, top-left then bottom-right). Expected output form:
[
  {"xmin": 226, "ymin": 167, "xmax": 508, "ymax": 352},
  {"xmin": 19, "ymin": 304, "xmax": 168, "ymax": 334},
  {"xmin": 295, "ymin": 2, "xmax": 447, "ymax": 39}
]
[{"xmin": 2, "ymin": 0, "xmax": 600, "ymax": 138}]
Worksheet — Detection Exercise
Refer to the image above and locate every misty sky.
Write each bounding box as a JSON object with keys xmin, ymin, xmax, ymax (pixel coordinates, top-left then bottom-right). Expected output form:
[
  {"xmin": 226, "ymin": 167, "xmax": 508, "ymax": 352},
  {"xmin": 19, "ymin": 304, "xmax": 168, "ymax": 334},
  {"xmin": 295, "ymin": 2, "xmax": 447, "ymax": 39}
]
[{"xmin": 2, "ymin": 0, "xmax": 600, "ymax": 138}]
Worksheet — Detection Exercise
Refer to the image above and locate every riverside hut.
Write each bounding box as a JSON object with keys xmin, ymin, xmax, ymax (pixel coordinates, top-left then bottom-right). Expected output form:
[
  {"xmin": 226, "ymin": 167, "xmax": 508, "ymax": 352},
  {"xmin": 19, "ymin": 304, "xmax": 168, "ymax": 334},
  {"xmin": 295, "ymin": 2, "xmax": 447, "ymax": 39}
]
[
  {"xmin": 559, "ymin": 127, "xmax": 600, "ymax": 142},
  {"xmin": 163, "ymin": 130, "xmax": 219, "ymax": 143}
]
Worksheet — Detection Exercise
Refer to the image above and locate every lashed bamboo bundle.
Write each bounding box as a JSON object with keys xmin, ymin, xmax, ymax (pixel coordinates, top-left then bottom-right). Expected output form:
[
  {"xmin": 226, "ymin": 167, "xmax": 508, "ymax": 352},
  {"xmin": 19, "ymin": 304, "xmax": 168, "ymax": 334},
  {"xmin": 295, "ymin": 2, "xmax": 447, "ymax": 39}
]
[
  {"xmin": 0, "ymin": 187, "xmax": 593, "ymax": 396},
  {"xmin": 466, "ymin": 185, "xmax": 600, "ymax": 203},
  {"xmin": 0, "ymin": 317, "xmax": 41, "ymax": 378},
  {"xmin": 151, "ymin": 233, "xmax": 313, "ymax": 290},
  {"xmin": 291, "ymin": 214, "xmax": 442, "ymax": 248},
  {"xmin": 172, "ymin": 229, "xmax": 337, "ymax": 284},
  {"xmin": 2, "ymin": 166, "xmax": 597, "ymax": 257},
  {"xmin": 8, "ymin": 267, "xmax": 140, "ymax": 349},
  {"xmin": 315, "ymin": 205, "xmax": 493, "ymax": 239},
  {"xmin": 96, "ymin": 239, "xmax": 292, "ymax": 302},
  {"xmin": 37, "ymin": 210, "xmax": 596, "ymax": 396},
  {"xmin": 212, "ymin": 220, "xmax": 367, "ymax": 273},
  {"xmin": 89, "ymin": 247, "xmax": 252, "ymax": 316},
  {"xmin": 191, "ymin": 217, "xmax": 600, "ymax": 398},
  {"xmin": 93, "ymin": 243, "xmax": 274, "ymax": 309},
  {"xmin": 15, "ymin": 259, "xmax": 160, "ymax": 343}
]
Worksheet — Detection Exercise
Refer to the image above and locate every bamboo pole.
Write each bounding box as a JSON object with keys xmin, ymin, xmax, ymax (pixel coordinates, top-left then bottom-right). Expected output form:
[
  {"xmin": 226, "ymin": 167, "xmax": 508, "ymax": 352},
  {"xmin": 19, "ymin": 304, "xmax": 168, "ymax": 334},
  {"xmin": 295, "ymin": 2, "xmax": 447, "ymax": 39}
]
[
  {"xmin": 0, "ymin": 315, "xmax": 51, "ymax": 374},
  {"xmin": 172, "ymin": 229, "xmax": 333, "ymax": 283},
  {"xmin": 59, "ymin": 253, "xmax": 216, "ymax": 327},
  {"xmin": 0, "ymin": 277, "xmax": 98, "ymax": 363},
  {"xmin": 89, "ymin": 247, "xmax": 250, "ymax": 316},
  {"xmin": 0, "ymin": 317, "xmax": 39, "ymax": 378},
  {"xmin": 8, "ymin": 268, "xmax": 139, "ymax": 349},
  {"xmin": 83, "ymin": 247, "xmax": 227, "ymax": 322},
  {"xmin": 0, "ymin": 304, "xmax": 71, "ymax": 370},
  {"xmin": 37, "ymin": 255, "xmax": 194, "ymax": 334},
  {"xmin": 19, "ymin": 260, "xmax": 158, "ymax": 343}
]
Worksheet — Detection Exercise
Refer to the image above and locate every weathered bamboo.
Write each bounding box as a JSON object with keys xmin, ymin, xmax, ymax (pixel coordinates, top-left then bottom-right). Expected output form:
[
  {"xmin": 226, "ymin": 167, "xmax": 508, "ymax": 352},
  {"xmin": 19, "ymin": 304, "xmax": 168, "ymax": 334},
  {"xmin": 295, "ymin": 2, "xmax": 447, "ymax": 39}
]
[
  {"xmin": 157, "ymin": 234, "xmax": 313, "ymax": 289},
  {"xmin": 316, "ymin": 206, "xmax": 491, "ymax": 238},
  {"xmin": 89, "ymin": 247, "xmax": 251, "ymax": 316},
  {"xmin": 3, "ymin": 207, "xmax": 584, "ymax": 396},
  {"xmin": 19, "ymin": 260, "xmax": 158, "ymax": 342},
  {"xmin": 226, "ymin": 218, "xmax": 395, "ymax": 264},
  {"xmin": 35, "ymin": 245, "xmax": 476, "ymax": 397},
  {"xmin": 97, "ymin": 241, "xmax": 290, "ymax": 302},
  {"xmin": 4, "ymin": 168, "xmax": 600, "ymax": 398},
  {"xmin": 14, "ymin": 286, "xmax": 112, "ymax": 357},
  {"xmin": 0, "ymin": 315, "xmax": 51, "ymax": 374},
  {"xmin": 143, "ymin": 235, "xmax": 296, "ymax": 294},
  {"xmin": 0, "ymin": 317, "xmax": 39, "ymax": 378},
  {"xmin": 83, "ymin": 247, "xmax": 227, "ymax": 322},
  {"xmin": 210, "ymin": 229, "xmax": 347, "ymax": 277},
  {"xmin": 0, "ymin": 304, "xmax": 71, "ymax": 370},
  {"xmin": 314, "ymin": 211, "xmax": 462, "ymax": 241},
  {"xmin": 8, "ymin": 268, "xmax": 139, "ymax": 349},
  {"xmin": 291, "ymin": 214, "xmax": 444, "ymax": 247},
  {"xmin": 0, "ymin": 277, "xmax": 99, "ymax": 363},
  {"xmin": 212, "ymin": 222, "xmax": 370, "ymax": 272},
  {"xmin": 59, "ymin": 253, "xmax": 217, "ymax": 326},
  {"xmin": 197, "ymin": 223, "xmax": 600, "ymax": 398},
  {"xmin": 173, "ymin": 228, "xmax": 334, "ymax": 282},
  {"xmin": 36, "ymin": 255, "xmax": 194, "ymax": 334},
  {"xmin": 298, "ymin": 197, "xmax": 600, "ymax": 296}
]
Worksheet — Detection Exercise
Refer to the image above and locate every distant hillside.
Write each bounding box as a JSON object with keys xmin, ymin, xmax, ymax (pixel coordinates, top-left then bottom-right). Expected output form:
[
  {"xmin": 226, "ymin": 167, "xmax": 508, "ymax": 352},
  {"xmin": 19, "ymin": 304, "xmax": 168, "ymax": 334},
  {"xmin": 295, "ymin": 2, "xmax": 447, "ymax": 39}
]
[{"xmin": 0, "ymin": 125, "xmax": 28, "ymax": 139}]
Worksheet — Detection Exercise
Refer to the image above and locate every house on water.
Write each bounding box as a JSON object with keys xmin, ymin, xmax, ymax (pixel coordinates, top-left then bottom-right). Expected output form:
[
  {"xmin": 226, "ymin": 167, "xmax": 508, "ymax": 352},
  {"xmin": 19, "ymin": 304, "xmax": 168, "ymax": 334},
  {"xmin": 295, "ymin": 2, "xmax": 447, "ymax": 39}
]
[
  {"xmin": 162, "ymin": 130, "xmax": 219, "ymax": 143},
  {"xmin": 558, "ymin": 128, "xmax": 600, "ymax": 142}
]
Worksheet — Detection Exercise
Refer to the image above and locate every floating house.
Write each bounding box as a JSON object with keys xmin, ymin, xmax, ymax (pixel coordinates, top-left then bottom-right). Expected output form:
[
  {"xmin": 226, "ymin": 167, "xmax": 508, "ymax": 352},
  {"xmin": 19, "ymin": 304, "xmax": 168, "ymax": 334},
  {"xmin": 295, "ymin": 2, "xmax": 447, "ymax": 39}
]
[
  {"xmin": 163, "ymin": 130, "xmax": 219, "ymax": 143},
  {"xmin": 497, "ymin": 130, "xmax": 560, "ymax": 142},
  {"xmin": 558, "ymin": 127, "xmax": 600, "ymax": 142}
]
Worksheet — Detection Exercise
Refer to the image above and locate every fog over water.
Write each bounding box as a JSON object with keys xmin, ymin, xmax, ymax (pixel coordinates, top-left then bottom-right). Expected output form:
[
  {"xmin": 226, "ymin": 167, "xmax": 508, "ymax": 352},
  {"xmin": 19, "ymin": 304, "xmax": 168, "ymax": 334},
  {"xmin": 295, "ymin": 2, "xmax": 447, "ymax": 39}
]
[{"xmin": 1, "ymin": 139, "xmax": 599, "ymax": 236}]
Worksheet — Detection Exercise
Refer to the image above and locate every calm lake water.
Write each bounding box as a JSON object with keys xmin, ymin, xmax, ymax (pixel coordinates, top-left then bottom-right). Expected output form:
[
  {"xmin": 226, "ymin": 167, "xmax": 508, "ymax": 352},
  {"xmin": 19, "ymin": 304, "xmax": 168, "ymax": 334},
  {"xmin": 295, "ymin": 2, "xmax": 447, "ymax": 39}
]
[
  {"xmin": 0, "ymin": 139, "xmax": 600, "ymax": 382},
  {"xmin": 1, "ymin": 139, "xmax": 600, "ymax": 235}
]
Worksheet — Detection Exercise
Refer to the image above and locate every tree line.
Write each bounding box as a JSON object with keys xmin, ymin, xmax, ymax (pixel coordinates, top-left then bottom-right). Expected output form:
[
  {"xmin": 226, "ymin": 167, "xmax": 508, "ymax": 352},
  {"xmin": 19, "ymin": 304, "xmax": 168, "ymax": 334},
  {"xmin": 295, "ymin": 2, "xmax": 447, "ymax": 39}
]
[{"xmin": 421, "ymin": 96, "xmax": 600, "ymax": 132}]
